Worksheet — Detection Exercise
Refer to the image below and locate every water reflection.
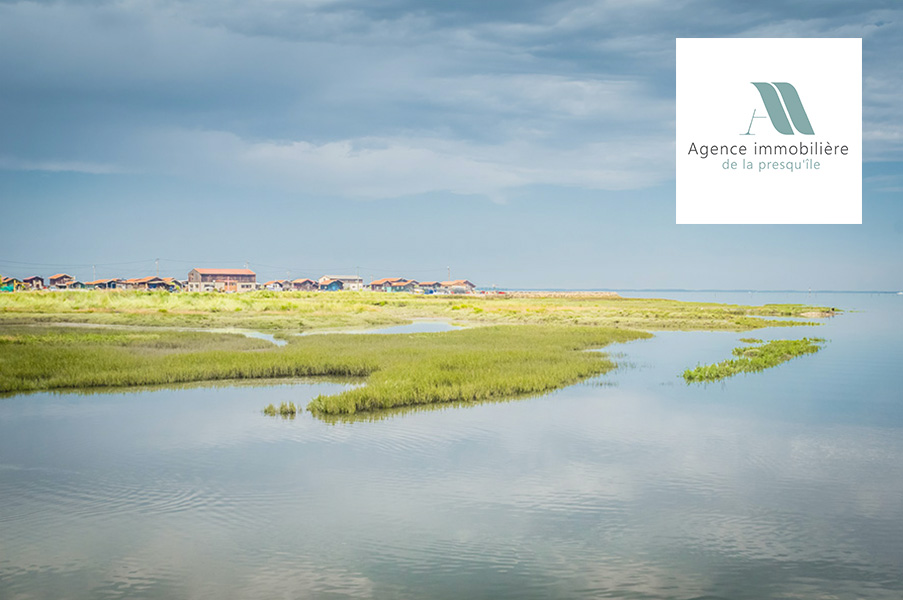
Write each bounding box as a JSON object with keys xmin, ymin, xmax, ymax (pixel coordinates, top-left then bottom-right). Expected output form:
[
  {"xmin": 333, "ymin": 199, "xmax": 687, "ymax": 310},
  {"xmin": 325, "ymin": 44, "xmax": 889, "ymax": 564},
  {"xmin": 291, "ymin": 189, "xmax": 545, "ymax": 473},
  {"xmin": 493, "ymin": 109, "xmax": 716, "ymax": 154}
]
[
  {"xmin": 1, "ymin": 293, "xmax": 902, "ymax": 599},
  {"xmin": 311, "ymin": 396, "xmax": 529, "ymax": 425},
  {"xmin": 0, "ymin": 376, "xmax": 364, "ymax": 401}
]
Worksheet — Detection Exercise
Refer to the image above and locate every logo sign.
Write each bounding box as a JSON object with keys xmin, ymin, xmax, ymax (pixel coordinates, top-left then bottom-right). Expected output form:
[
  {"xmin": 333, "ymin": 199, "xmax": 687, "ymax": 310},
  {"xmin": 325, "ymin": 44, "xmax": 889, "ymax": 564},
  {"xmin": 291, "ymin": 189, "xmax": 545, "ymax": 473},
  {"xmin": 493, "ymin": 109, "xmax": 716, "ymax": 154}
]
[
  {"xmin": 747, "ymin": 82, "xmax": 814, "ymax": 135},
  {"xmin": 676, "ymin": 38, "xmax": 861, "ymax": 224}
]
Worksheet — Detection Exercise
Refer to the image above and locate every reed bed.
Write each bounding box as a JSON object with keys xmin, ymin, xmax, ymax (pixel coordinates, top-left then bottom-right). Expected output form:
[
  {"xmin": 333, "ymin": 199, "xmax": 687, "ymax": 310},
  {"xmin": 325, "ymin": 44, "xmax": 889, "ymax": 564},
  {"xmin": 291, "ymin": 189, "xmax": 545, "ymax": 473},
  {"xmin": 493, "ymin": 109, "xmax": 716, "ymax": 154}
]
[
  {"xmin": 0, "ymin": 292, "xmax": 839, "ymax": 416},
  {"xmin": 263, "ymin": 402, "xmax": 298, "ymax": 418},
  {"xmin": 682, "ymin": 338, "xmax": 825, "ymax": 383},
  {"xmin": 0, "ymin": 290, "xmax": 834, "ymax": 332},
  {"xmin": 0, "ymin": 324, "xmax": 649, "ymax": 414},
  {"xmin": 306, "ymin": 326, "xmax": 649, "ymax": 414}
]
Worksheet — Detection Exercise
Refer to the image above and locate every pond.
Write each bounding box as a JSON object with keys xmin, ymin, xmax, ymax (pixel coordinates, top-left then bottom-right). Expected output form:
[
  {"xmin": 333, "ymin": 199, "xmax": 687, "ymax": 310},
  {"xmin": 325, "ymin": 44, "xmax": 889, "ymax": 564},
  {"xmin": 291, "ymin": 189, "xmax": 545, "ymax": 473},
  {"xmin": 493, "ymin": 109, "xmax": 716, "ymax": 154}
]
[{"xmin": 1, "ymin": 292, "xmax": 901, "ymax": 599}]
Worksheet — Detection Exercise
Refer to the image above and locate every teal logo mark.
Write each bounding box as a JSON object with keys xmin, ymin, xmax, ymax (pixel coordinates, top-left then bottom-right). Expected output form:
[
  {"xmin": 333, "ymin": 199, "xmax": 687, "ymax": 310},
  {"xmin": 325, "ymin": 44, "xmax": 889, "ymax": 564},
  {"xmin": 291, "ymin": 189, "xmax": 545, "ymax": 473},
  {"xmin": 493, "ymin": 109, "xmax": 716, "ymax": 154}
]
[{"xmin": 742, "ymin": 82, "xmax": 814, "ymax": 136}]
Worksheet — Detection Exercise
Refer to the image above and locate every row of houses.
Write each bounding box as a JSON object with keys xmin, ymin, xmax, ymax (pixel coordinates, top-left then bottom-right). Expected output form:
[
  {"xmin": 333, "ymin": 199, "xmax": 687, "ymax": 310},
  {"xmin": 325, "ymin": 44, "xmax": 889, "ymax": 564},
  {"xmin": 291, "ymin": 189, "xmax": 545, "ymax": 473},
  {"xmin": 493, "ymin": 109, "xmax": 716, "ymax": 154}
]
[
  {"xmin": 2, "ymin": 270, "xmax": 477, "ymax": 294},
  {"xmin": 367, "ymin": 277, "xmax": 476, "ymax": 294},
  {"xmin": 260, "ymin": 276, "xmax": 476, "ymax": 294},
  {"xmin": 1, "ymin": 274, "xmax": 182, "ymax": 291}
]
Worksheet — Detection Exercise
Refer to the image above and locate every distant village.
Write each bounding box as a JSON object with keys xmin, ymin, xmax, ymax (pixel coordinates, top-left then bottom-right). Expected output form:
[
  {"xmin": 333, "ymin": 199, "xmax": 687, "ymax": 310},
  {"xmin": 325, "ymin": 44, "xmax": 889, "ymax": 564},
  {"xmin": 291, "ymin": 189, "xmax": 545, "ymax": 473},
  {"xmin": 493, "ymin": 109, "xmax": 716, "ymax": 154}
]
[{"xmin": 0, "ymin": 269, "xmax": 478, "ymax": 294}]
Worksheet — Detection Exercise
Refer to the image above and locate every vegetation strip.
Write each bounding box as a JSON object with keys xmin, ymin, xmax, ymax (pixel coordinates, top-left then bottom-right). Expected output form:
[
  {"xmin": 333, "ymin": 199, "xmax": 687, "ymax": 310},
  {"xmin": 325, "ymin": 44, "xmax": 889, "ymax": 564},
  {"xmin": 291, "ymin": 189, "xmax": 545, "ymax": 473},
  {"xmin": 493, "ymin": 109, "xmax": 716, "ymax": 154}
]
[
  {"xmin": 0, "ymin": 290, "xmax": 835, "ymax": 332},
  {"xmin": 682, "ymin": 338, "xmax": 825, "ymax": 383},
  {"xmin": 0, "ymin": 291, "xmax": 838, "ymax": 416},
  {"xmin": 0, "ymin": 324, "xmax": 649, "ymax": 415},
  {"xmin": 264, "ymin": 402, "xmax": 298, "ymax": 418}
]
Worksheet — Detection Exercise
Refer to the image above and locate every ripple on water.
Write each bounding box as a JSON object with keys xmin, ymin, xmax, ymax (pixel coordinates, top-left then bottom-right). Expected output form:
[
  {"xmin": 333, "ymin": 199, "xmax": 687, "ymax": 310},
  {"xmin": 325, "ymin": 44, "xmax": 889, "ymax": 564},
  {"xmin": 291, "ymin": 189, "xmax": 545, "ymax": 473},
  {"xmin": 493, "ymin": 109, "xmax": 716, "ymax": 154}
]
[{"xmin": 2, "ymin": 293, "xmax": 903, "ymax": 599}]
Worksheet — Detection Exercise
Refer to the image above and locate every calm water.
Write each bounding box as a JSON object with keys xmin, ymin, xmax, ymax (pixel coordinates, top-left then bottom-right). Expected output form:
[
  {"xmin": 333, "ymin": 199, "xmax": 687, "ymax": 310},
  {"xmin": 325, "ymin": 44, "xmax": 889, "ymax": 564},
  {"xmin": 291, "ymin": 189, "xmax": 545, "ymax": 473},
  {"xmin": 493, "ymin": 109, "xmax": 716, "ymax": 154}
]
[
  {"xmin": 1, "ymin": 292, "xmax": 902, "ymax": 599},
  {"xmin": 298, "ymin": 320, "xmax": 460, "ymax": 336}
]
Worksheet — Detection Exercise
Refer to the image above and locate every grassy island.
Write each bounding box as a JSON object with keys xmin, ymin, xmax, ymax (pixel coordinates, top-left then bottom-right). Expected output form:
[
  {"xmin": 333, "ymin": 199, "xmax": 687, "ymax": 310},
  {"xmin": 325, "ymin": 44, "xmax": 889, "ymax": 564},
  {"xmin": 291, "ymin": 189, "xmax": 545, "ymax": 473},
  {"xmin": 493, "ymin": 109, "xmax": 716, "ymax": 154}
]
[
  {"xmin": 0, "ymin": 323, "xmax": 650, "ymax": 413},
  {"xmin": 0, "ymin": 290, "xmax": 836, "ymax": 414},
  {"xmin": 682, "ymin": 338, "xmax": 825, "ymax": 383}
]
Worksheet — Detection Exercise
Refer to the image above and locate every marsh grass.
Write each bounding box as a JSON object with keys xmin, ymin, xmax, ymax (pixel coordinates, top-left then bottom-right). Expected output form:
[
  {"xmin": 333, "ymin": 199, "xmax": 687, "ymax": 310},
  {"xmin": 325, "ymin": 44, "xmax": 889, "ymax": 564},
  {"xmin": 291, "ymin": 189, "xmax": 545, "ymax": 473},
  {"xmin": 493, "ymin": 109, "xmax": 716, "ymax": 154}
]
[
  {"xmin": 0, "ymin": 376, "xmax": 362, "ymax": 400},
  {"xmin": 682, "ymin": 338, "xmax": 825, "ymax": 383},
  {"xmin": 313, "ymin": 395, "xmax": 538, "ymax": 425},
  {"xmin": 0, "ymin": 324, "xmax": 649, "ymax": 414},
  {"xmin": 0, "ymin": 290, "xmax": 834, "ymax": 332},
  {"xmin": 263, "ymin": 402, "xmax": 297, "ymax": 418},
  {"xmin": 0, "ymin": 292, "xmax": 840, "ymax": 416}
]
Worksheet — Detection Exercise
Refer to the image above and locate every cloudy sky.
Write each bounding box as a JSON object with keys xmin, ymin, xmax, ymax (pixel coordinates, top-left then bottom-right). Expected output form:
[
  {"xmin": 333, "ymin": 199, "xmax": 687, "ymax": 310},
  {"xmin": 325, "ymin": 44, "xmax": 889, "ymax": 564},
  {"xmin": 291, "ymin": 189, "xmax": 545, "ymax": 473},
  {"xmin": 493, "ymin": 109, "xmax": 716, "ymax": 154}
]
[{"xmin": 1, "ymin": 0, "xmax": 901, "ymax": 289}]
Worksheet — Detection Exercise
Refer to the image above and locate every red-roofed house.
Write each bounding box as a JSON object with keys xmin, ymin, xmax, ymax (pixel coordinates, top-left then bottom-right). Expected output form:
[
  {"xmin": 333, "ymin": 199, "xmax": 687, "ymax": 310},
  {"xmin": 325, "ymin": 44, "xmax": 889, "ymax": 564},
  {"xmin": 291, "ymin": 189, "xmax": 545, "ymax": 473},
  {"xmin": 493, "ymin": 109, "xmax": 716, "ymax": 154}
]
[
  {"xmin": 369, "ymin": 277, "xmax": 405, "ymax": 292},
  {"xmin": 23, "ymin": 276, "xmax": 44, "ymax": 289},
  {"xmin": 49, "ymin": 273, "xmax": 74, "ymax": 288},
  {"xmin": 187, "ymin": 268, "xmax": 256, "ymax": 293},
  {"xmin": 388, "ymin": 279, "xmax": 418, "ymax": 293},
  {"xmin": 160, "ymin": 278, "xmax": 182, "ymax": 291},
  {"xmin": 440, "ymin": 280, "xmax": 476, "ymax": 294},
  {"xmin": 84, "ymin": 278, "xmax": 123, "ymax": 290},
  {"xmin": 120, "ymin": 276, "xmax": 168, "ymax": 290},
  {"xmin": 291, "ymin": 278, "xmax": 318, "ymax": 291},
  {"xmin": 1, "ymin": 276, "xmax": 23, "ymax": 290},
  {"xmin": 319, "ymin": 278, "xmax": 344, "ymax": 291},
  {"xmin": 262, "ymin": 280, "xmax": 290, "ymax": 292}
]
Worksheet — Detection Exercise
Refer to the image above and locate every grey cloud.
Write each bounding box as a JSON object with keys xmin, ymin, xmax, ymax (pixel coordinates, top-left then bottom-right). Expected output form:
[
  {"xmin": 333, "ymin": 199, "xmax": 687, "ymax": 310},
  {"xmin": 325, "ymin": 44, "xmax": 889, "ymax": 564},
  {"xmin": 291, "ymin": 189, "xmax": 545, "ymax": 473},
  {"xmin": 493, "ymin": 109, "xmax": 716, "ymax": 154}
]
[{"xmin": 0, "ymin": 0, "xmax": 900, "ymax": 198}]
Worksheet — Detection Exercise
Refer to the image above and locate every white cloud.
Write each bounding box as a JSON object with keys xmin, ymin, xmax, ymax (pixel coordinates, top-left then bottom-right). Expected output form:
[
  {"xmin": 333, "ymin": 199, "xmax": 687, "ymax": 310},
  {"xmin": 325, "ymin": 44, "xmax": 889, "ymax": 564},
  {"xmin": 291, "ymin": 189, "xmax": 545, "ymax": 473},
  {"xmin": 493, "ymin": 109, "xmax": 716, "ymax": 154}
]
[{"xmin": 133, "ymin": 127, "xmax": 673, "ymax": 200}]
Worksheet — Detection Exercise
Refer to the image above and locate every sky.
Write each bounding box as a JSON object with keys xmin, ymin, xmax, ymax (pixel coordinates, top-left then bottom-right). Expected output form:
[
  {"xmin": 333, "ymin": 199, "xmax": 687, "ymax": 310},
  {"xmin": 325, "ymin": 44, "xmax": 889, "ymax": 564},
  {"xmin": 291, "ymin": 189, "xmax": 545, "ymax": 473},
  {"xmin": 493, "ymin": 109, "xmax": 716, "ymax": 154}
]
[{"xmin": 1, "ymin": 0, "xmax": 901, "ymax": 290}]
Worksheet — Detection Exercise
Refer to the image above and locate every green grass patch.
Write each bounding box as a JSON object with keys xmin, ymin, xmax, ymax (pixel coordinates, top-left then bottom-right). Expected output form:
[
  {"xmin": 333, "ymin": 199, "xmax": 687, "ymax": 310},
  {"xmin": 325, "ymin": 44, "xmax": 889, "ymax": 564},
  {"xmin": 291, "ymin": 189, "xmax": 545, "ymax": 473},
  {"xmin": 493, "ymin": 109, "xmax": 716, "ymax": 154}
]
[
  {"xmin": 306, "ymin": 326, "xmax": 649, "ymax": 415},
  {"xmin": 0, "ymin": 290, "xmax": 835, "ymax": 332},
  {"xmin": 0, "ymin": 292, "xmax": 841, "ymax": 417},
  {"xmin": 0, "ymin": 324, "xmax": 649, "ymax": 415},
  {"xmin": 682, "ymin": 338, "xmax": 825, "ymax": 383},
  {"xmin": 263, "ymin": 402, "xmax": 298, "ymax": 418}
]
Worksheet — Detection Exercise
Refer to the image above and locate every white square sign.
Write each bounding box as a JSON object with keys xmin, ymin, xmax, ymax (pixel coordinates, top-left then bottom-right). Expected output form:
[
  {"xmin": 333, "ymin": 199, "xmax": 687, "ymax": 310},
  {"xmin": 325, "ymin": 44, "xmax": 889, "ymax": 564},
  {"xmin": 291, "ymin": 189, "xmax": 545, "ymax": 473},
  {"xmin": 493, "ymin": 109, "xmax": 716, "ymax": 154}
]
[{"xmin": 676, "ymin": 38, "xmax": 861, "ymax": 224}]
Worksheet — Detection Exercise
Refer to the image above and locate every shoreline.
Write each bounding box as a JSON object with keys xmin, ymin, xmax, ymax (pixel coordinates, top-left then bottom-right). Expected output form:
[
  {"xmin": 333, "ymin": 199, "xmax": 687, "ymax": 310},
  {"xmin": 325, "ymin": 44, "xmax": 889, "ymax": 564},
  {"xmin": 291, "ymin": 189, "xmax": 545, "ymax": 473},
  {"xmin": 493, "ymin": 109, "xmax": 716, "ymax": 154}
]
[{"xmin": 0, "ymin": 291, "xmax": 839, "ymax": 415}]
